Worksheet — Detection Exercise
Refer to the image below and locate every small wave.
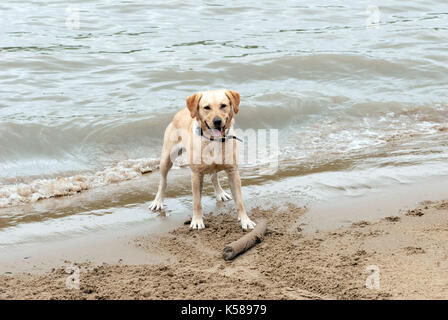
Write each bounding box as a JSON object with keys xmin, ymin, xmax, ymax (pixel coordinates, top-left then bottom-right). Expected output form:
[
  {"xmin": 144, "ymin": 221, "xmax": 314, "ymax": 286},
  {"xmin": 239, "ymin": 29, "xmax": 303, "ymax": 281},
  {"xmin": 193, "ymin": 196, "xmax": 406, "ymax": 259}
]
[{"xmin": 0, "ymin": 158, "xmax": 158, "ymax": 208}]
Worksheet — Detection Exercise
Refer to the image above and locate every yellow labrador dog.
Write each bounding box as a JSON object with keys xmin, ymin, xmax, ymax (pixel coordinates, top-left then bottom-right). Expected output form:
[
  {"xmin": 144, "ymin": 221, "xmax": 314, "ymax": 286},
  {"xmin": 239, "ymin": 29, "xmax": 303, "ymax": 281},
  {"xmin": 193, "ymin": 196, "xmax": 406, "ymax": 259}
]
[{"xmin": 149, "ymin": 89, "xmax": 256, "ymax": 230}]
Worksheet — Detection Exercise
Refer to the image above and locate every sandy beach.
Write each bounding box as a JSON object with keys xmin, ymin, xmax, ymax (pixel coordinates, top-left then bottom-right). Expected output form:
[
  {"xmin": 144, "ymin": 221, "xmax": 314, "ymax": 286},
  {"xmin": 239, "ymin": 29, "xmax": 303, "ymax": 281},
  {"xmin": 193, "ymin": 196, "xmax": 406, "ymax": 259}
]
[{"xmin": 1, "ymin": 197, "xmax": 447, "ymax": 300}]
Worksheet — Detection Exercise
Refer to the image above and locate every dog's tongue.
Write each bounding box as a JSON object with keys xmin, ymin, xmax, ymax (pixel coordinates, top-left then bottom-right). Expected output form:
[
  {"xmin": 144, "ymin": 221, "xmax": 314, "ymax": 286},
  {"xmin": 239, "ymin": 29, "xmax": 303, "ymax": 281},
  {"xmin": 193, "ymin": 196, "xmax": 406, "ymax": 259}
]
[{"xmin": 210, "ymin": 128, "xmax": 223, "ymax": 137}]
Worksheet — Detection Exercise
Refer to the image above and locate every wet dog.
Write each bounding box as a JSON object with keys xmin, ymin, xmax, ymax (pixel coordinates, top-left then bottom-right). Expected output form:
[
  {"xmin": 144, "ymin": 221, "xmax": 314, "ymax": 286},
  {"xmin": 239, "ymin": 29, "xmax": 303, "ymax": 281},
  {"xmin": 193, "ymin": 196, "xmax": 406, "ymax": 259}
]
[{"xmin": 149, "ymin": 89, "xmax": 255, "ymax": 230}]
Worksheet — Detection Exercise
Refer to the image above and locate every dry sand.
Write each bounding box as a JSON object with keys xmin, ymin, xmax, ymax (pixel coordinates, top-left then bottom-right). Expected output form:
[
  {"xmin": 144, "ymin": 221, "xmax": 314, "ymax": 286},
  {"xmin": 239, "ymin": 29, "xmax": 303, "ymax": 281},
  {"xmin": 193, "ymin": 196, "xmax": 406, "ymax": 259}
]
[{"xmin": 0, "ymin": 200, "xmax": 447, "ymax": 300}]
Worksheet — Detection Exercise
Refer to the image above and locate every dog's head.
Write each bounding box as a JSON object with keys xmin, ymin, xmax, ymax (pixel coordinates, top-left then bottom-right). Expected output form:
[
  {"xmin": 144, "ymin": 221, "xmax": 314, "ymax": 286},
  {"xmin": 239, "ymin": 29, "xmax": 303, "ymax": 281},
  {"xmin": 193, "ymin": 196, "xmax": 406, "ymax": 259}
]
[{"xmin": 186, "ymin": 89, "xmax": 240, "ymax": 137}]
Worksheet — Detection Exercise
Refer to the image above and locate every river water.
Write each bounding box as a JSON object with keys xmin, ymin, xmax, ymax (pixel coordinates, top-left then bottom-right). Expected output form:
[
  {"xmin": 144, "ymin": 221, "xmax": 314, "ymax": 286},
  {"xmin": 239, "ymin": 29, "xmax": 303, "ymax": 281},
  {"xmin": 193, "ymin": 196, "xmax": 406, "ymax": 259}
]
[{"xmin": 0, "ymin": 1, "xmax": 447, "ymax": 249}]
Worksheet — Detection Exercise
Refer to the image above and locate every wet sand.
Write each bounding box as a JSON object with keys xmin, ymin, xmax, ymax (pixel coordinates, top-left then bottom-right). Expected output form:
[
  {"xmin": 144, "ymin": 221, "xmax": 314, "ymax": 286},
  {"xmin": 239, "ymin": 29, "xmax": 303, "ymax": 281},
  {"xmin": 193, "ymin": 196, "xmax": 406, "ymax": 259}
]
[{"xmin": 1, "ymin": 198, "xmax": 447, "ymax": 300}]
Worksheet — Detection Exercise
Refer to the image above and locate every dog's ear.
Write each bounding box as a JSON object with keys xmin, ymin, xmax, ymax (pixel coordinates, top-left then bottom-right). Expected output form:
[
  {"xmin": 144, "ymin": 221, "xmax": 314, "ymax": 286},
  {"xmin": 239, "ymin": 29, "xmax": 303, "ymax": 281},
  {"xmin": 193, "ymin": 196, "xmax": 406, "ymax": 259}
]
[
  {"xmin": 186, "ymin": 92, "xmax": 202, "ymax": 118},
  {"xmin": 225, "ymin": 90, "xmax": 240, "ymax": 114}
]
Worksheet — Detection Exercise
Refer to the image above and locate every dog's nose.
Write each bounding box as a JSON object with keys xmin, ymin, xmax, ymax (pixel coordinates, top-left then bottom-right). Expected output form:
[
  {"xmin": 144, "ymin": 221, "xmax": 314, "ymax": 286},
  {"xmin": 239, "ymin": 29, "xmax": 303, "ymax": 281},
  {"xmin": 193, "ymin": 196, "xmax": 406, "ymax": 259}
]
[{"xmin": 213, "ymin": 117, "xmax": 222, "ymax": 128}]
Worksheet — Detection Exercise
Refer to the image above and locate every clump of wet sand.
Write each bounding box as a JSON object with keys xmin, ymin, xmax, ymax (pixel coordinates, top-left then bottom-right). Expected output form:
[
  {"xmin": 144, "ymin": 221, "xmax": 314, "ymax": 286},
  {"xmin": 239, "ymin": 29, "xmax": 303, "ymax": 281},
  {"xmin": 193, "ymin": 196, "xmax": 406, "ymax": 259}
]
[{"xmin": 0, "ymin": 200, "xmax": 447, "ymax": 300}]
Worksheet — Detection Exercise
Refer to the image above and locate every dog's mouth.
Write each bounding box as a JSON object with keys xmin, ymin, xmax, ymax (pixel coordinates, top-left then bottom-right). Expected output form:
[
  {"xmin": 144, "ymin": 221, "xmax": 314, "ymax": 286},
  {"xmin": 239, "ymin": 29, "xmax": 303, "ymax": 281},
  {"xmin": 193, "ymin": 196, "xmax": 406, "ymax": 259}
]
[{"xmin": 205, "ymin": 121, "xmax": 225, "ymax": 137}]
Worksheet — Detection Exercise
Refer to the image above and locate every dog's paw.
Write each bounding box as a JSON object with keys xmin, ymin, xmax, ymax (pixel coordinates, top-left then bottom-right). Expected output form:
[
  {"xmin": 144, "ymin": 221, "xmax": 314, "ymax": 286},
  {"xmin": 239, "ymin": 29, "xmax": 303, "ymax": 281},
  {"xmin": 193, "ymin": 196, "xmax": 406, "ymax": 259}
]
[
  {"xmin": 215, "ymin": 189, "xmax": 232, "ymax": 202},
  {"xmin": 190, "ymin": 217, "xmax": 205, "ymax": 230},
  {"xmin": 240, "ymin": 217, "xmax": 256, "ymax": 230},
  {"xmin": 149, "ymin": 198, "xmax": 164, "ymax": 211}
]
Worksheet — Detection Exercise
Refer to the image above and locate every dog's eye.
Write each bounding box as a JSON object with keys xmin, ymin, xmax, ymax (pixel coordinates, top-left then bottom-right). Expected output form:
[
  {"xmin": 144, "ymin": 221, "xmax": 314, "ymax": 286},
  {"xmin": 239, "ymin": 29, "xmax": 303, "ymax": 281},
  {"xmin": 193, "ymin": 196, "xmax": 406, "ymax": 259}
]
[
  {"xmin": 220, "ymin": 104, "xmax": 227, "ymax": 109},
  {"xmin": 204, "ymin": 106, "xmax": 211, "ymax": 110}
]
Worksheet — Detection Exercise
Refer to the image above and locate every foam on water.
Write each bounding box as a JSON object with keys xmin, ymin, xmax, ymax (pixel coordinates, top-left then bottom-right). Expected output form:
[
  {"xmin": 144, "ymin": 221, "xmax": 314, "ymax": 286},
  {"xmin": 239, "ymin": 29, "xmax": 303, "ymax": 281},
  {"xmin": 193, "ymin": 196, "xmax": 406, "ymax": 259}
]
[{"xmin": 0, "ymin": 158, "xmax": 158, "ymax": 208}]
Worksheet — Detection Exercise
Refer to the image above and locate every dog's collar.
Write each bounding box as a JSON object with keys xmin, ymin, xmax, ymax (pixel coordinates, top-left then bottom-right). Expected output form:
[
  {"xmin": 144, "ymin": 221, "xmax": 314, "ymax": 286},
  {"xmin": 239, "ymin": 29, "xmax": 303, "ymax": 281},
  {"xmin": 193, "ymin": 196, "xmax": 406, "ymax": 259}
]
[{"xmin": 195, "ymin": 126, "xmax": 242, "ymax": 143}]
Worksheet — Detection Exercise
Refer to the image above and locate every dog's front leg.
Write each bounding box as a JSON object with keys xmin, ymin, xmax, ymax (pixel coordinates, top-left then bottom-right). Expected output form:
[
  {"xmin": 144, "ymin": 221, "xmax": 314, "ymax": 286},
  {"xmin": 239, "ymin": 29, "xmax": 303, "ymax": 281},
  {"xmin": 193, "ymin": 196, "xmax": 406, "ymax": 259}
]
[
  {"xmin": 190, "ymin": 171, "xmax": 205, "ymax": 229},
  {"xmin": 226, "ymin": 168, "xmax": 256, "ymax": 230}
]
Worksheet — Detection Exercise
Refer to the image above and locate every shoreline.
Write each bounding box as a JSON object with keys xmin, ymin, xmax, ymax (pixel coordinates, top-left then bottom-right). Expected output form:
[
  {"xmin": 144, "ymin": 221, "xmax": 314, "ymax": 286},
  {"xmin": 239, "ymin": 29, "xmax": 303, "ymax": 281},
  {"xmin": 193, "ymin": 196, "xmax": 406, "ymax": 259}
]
[
  {"xmin": 0, "ymin": 192, "xmax": 447, "ymax": 299},
  {"xmin": 2, "ymin": 172, "xmax": 448, "ymax": 276}
]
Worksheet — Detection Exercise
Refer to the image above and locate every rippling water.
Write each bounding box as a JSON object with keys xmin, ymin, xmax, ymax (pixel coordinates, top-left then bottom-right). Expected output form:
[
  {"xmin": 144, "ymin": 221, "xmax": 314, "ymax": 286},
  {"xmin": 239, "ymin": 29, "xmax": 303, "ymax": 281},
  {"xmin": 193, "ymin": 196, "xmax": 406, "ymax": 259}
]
[{"xmin": 1, "ymin": 1, "xmax": 447, "ymax": 243}]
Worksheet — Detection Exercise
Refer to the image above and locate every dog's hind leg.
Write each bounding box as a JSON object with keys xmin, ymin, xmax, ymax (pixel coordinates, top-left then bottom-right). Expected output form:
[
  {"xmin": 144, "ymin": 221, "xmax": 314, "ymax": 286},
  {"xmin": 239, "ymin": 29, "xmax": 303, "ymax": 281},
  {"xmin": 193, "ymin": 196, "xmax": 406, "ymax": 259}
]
[{"xmin": 211, "ymin": 172, "xmax": 232, "ymax": 201}]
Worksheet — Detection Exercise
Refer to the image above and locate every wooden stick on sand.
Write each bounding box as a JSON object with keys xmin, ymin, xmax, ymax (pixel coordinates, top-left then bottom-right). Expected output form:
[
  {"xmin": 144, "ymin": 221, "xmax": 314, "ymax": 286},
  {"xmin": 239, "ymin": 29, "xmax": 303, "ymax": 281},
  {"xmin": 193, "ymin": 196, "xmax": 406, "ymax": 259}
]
[{"xmin": 222, "ymin": 219, "xmax": 267, "ymax": 260}]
